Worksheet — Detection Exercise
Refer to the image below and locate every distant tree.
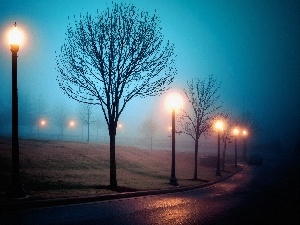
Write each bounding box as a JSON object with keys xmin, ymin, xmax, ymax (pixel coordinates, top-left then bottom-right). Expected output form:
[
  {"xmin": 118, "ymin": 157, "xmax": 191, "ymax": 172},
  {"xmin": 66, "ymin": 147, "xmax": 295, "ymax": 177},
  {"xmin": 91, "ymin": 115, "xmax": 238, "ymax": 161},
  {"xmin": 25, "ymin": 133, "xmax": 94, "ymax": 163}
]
[
  {"xmin": 52, "ymin": 105, "xmax": 68, "ymax": 139},
  {"xmin": 93, "ymin": 116, "xmax": 106, "ymax": 142},
  {"xmin": 56, "ymin": 2, "xmax": 175, "ymax": 189},
  {"xmin": 34, "ymin": 95, "xmax": 48, "ymax": 137},
  {"xmin": 140, "ymin": 114, "xmax": 158, "ymax": 150},
  {"xmin": 178, "ymin": 75, "xmax": 221, "ymax": 179},
  {"xmin": 215, "ymin": 112, "xmax": 233, "ymax": 171},
  {"xmin": 78, "ymin": 103, "xmax": 95, "ymax": 142}
]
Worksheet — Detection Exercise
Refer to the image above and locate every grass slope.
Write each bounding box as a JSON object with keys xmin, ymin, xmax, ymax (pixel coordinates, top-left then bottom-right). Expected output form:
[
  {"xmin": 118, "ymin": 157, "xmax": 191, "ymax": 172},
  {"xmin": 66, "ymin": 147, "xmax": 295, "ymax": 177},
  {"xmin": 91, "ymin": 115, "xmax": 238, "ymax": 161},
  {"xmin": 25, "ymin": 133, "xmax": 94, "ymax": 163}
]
[{"xmin": 0, "ymin": 138, "xmax": 237, "ymax": 199}]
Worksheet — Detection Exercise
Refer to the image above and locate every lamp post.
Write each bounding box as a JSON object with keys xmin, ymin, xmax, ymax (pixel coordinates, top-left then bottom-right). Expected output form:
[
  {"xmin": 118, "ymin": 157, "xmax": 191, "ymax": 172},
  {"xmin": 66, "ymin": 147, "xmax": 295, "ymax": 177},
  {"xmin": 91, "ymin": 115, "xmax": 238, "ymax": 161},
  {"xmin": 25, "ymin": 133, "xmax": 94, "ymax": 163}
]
[
  {"xmin": 170, "ymin": 106, "xmax": 177, "ymax": 185},
  {"xmin": 9, "ymin": 23, "xmax": 26, "ymax": 198},
  {"xmin": 38, "ymin": 119, "xmax": 47, "ymax": 137},
  {"xmin": 233, "ymin": 128, "xmax": 240, "ymax": 167},
  {"xmin": 215, "ymin": 120, "xmax": 224, "ymax": 176},
  {"xmin": 166, "ymin": 93, "xmax": 183, "ymax": 186},
  {"xmin": 69, "ymin": 120, "xmax": 76, "ymax": 140},
  {"xmin": 242, "ymin": 129, "xmax": 248, "ymax": 161}
]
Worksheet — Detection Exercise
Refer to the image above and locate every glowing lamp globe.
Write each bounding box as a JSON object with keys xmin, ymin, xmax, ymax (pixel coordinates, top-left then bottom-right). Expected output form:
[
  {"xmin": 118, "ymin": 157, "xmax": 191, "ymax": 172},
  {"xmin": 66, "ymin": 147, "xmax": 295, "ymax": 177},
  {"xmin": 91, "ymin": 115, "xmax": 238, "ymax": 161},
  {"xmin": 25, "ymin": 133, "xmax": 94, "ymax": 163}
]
[
  {"xmin": 69, "ymin": 121, "xmax": 75, "ymax": 127},
  {"xmin": 215, "ymin": 120, "xmax": 224, "ymax": 132},
  {"xmin": 8, "ymin": 23, "xmax": 23, "ymax": 52},
  {"xmin": 165, "ymin": 93, "xmax": 183, "ymax": 111},
  {"xmin": 9, "ymin": 26, "xmax": 22, "ymax": 45},
  {"xmin": 233, "ymin": 128, "xmax": 240, "ymax": 136},
  {"xmin": 40, "ymin": 119, "xmax": 46, "ymax": 126}
]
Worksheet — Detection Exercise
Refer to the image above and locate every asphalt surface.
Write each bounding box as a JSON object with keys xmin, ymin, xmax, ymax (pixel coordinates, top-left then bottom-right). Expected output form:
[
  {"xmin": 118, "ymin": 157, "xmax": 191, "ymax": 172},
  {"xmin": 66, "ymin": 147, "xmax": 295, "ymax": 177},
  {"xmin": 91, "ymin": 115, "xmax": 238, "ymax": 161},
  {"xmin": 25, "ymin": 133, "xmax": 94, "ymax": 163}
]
[
  {"xmin": 214, "ymin": 151, "xmax": 300, "ymax": 225},
  {"xmin": 0, "ymin": 151, "xmax": 299, "ymax": 225}
]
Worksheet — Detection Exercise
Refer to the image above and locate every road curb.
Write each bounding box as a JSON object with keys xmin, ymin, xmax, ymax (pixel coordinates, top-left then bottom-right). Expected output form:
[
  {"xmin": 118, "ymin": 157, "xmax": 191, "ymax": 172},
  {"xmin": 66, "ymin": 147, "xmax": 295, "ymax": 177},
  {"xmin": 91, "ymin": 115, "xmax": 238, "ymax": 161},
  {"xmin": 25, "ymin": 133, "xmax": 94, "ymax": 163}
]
[{"xmin": 0, "ymin": 166, "xmax": 244, "ymax": 212}]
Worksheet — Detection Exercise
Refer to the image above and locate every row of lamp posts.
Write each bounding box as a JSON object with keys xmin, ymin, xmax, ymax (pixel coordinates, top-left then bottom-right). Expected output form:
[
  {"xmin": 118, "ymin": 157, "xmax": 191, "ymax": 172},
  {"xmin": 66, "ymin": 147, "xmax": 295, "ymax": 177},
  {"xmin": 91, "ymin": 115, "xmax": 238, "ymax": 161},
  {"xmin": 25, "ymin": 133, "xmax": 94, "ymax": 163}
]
[
  {"xmin": 7, "ymin": 23, "xmax": 248, "ymax": 197},
  {"xmin": 233, "ymin": 128, "xmax": 248, "ymax": 168},
  {"xmin": 216, "ymin": 123, "xmax": 248, "ymax": 177},
  {"xmin": 167, "ymin": 97, "xmax": 249, "ymax": 185}
]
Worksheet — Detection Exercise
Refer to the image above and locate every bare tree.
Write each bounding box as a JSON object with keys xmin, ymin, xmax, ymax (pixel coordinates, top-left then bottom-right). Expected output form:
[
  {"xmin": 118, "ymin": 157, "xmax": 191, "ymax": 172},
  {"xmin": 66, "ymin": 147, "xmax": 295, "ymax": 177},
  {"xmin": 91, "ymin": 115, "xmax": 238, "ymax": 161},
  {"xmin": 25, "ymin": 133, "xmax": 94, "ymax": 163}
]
[
  {"xmin": 52, "ymin": 104, "xmax": 69, "ymax": 139},
  {"xmin": 215, "ymin": 112, "xmax": 233, "ymax": 171},
  {"xmin": 56, "ymin": 3, "xmax": 175, "ymax": 189},
  {"xmin": 140, "ymin": 113, "xmax": 158, "ymax": 150},
  {"xmin": 93, "ymin": 116, "xmax": 106, "ymax": 142},
  {"xmin": 78, "ymin": 104, "xmax": 95, "ymax": 142},
  {"xmin": 178, "ymin": 75, "xmax": 221, "ymax": 179}
]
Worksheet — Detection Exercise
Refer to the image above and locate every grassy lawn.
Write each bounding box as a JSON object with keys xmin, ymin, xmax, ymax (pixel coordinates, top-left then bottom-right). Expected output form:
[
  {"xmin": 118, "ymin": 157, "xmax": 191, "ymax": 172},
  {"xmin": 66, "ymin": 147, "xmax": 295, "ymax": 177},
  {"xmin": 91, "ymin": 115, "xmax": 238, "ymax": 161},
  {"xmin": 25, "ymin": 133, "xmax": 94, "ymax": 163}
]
[{"xmin": 0, "ymin": 138, "xmax": 238, "ymax": 200}]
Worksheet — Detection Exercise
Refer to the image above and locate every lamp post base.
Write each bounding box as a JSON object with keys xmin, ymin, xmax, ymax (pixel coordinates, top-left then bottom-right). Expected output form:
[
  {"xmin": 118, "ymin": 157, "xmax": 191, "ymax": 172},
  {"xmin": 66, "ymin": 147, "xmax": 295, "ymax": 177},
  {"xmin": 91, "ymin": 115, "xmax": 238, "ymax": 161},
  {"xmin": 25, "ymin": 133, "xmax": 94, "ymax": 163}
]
[{"xmin": 169, "ymin": 176, "xmax": 178, "ymax": 186}]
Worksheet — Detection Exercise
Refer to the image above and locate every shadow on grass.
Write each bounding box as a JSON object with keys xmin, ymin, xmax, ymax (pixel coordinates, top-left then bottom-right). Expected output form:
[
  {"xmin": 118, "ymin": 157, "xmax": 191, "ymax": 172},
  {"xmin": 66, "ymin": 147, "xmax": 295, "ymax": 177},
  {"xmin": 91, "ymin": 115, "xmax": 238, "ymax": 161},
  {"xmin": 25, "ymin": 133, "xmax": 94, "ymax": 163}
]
[
  {"xmin": 23, "ymin": 179, "xmax": 86, "ymax": 191},
  {"xmin": 22, "ymin": 178, "xmax": 140, "ymax": 193}
]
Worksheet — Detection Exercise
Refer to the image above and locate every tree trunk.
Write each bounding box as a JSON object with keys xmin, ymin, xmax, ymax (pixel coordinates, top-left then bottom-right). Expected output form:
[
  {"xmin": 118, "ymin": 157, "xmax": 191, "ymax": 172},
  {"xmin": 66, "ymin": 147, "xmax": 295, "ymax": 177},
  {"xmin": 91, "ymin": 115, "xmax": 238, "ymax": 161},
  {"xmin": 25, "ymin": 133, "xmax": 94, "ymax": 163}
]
[
  {"xmin": 194, "ymin": 138, "xmax": 199, "ymax": 179},
  {"xmin": 109, "ymin": 124, "xmax": 117, "ymax": 190}
]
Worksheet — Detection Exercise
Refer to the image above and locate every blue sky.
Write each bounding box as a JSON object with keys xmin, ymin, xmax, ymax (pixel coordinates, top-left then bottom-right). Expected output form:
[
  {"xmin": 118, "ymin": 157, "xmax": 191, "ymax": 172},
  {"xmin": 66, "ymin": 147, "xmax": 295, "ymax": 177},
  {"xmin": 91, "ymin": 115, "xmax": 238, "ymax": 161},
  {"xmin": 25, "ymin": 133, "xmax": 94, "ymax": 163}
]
[{"xmin": 1, "ymin": 0, "xmax": 300, "ymax": 147}]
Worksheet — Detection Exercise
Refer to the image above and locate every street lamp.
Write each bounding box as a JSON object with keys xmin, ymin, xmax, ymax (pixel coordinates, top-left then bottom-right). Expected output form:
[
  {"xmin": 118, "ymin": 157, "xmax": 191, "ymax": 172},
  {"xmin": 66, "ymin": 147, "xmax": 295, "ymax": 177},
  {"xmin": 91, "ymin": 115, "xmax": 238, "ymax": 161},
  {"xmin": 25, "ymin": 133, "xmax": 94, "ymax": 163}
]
[
  {"xmin": 9, "ymin": 23, "xmax": 26, "ymax": 198},
  {"xmin": 38, "ymin": 119, "xmax": 47, "ymax": 137},
  {"xmin": 40, "ymin": 119, "xmax": 46, "ymax": 126},
  {"xmin": 68, "ymin": 120, "xmax": 76, "ymax": 140},
  {"xmin": 215, "ymin": 120, "xmax": 224, "ymax": 176},
  {"xmin": 242, "ymin": 129, "xmax": 248, "ymax": 161},
  {"xmin": 166, "ymin": 93, "xmax": 183, "ymax": 186},
  {"xmin": 233, "ymin": 127, "xmax": 240, "ymax": 167}
]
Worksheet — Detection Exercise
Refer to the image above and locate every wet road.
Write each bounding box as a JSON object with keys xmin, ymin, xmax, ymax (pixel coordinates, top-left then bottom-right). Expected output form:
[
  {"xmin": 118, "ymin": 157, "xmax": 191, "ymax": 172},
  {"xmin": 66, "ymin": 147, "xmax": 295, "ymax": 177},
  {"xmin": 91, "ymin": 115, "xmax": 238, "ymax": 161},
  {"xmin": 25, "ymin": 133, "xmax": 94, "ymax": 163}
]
[{"xmin": 1, "ymin": 151, "xmax": 299, "ymax": 225}]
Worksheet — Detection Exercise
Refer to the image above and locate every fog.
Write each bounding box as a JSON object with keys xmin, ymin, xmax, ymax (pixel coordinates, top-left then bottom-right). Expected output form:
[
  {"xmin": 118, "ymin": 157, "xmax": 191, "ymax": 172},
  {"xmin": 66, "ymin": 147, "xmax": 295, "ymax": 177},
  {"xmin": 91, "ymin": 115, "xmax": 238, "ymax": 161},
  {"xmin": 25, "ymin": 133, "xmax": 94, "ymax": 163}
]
[{"xmin": 1, "ymin": 0, "xmax": 299, "ymax": 151}]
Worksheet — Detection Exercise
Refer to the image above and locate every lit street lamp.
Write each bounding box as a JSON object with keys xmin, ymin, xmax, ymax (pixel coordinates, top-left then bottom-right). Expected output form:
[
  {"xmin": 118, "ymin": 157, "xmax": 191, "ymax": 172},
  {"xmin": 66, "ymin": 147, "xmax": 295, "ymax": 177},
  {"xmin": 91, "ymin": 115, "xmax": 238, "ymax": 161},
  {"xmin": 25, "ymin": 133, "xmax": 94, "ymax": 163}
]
[
  {"xmin": 68, "ymin": 120, "xmax": 76, "ymax": 140},
  {"xmin": 233, "ymin": 127, "xmax": 240, "ymax": 167},
  {"xmin": 38, "ymin": 119, "xmax": 47, "ymax": 137},
  {"xmin": 9, "ymin": 23, "xmax": 26, "ymax": 198},
  {"xmin": 215, "ymin": 120, "xmax": 224, "ymax": 176},
  {"xmin": 166, "ymin": 93, "xmax": 183, "ymax": 186},
  {"xmin": 242, "ymin": 129, "xmax": 248, "ymax": 161},
  {"xmin": 40, "ymin": 119, "xmax": 46, "ymax": 126}
]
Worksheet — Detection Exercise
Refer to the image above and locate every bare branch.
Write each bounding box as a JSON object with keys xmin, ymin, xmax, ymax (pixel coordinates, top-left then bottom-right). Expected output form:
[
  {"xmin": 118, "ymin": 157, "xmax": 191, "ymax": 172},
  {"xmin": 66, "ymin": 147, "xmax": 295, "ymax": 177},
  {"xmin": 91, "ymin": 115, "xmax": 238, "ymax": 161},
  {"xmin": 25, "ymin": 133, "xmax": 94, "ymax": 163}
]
[
  {"xmin": 178, "ymin": 75, "xmax": 222, "ymax": 141},
  {"xmin": 56, "ymin": 3, "xmax": 175, "ymax": 128}
]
